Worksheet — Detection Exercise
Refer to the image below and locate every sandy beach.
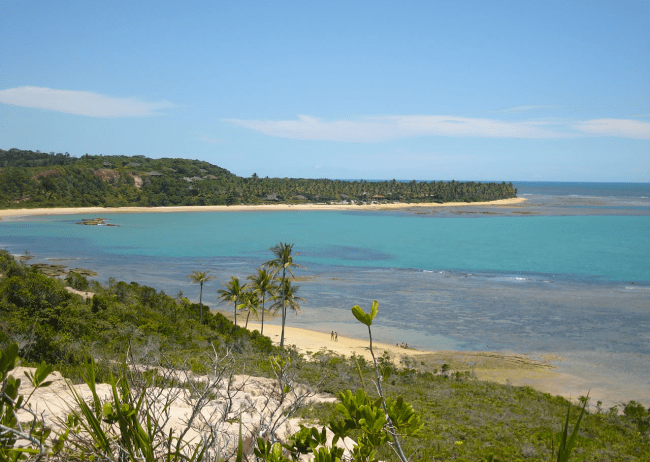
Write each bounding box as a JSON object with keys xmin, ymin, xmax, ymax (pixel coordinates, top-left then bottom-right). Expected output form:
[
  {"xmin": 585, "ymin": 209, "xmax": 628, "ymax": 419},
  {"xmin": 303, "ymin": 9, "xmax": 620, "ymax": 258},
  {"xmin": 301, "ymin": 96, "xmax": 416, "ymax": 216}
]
[
  {"xmin": 246, "ymin": 321, "xmax": 635, "ymax": 410},
  {"xmin": 247, "ymin": 321, "xmax": 429, "ymax": 362},
  {"xmin": 0, "ymin": 197, "xmax": 527, "ymax": 219}
]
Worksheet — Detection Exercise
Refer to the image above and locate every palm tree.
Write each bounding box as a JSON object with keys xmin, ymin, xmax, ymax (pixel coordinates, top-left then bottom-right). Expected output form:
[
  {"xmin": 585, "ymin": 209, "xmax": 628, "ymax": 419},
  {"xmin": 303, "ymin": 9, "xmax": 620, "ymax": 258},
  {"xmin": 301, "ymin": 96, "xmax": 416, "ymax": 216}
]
[
  {"xmin": 238, "ymin": 289, "xmax": 260, "ymax": 330},
  {"xmin": 187, "ymin": 270, "xmax": 214, "ymax": 324},
  {"xmin": 270, "ymin": 278, "xmax": 305, "ymax": 320},
  {"xmin": 217, "ymin": 276, "xmax": 247, "ymax": 327},
  {"xmin": 248, "ymin": 268, "xmax": 276, "ymax": 336},
  {"xmin": 263, "ymin": 243, "xmax": 305, "ymax": 347}
]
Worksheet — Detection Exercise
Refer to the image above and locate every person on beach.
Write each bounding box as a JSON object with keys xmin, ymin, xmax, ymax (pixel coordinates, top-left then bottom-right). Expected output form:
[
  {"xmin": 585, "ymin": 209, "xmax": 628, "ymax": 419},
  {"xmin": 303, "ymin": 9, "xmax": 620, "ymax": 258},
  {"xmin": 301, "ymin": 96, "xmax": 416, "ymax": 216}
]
[
  {"xmin": 335, "ymin": 332, "xmax": 338, "ymax": 342},
  {"xmin": 331, "ymin": 331, "xmax": 334, "ymax": 340}
]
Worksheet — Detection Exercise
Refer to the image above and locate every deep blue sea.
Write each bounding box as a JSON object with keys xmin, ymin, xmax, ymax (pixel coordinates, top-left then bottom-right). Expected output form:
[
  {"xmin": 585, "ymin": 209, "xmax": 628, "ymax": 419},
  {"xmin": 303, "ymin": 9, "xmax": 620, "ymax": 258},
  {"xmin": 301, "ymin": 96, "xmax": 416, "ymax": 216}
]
[
  {"xmin": 1, "ymin": 181, "xmax": 649, "ymax": 404},
  {"xmin": 516, "ymin": 181, "xmax": 650, "ymax": 198}
]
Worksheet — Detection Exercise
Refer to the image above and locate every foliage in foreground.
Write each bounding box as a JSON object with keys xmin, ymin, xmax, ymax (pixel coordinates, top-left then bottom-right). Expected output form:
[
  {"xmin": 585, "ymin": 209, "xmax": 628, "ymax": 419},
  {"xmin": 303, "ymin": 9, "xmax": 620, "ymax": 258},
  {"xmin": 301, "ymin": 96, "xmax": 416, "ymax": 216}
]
[
  {"xmin": 2, "ymin": 250, "xmax": 650, "ymax": 460},
  {"xmin": 0, "ymin": 324, "xmax": 607, "ymax": 462}
]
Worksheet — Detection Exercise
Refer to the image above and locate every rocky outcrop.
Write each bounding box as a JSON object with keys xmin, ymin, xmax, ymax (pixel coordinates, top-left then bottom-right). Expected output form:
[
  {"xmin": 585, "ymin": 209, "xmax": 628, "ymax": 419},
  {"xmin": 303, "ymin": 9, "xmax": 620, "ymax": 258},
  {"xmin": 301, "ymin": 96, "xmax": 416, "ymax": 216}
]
[{"xmin": 93, "ymin": 169, "xmax": 120, "ymax": 183}]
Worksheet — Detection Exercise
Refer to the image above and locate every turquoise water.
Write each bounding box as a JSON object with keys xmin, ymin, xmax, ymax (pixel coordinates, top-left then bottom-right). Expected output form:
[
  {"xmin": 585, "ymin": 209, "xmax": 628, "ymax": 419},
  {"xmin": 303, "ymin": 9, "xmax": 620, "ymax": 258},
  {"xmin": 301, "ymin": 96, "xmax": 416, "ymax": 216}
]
[
  {"xmin": 1, "ymin": 188, "xmax": 650, "ymax": 405},
  {"xmin": 4, "ymin": 212, "xmax": 648, "ymax": 281}
]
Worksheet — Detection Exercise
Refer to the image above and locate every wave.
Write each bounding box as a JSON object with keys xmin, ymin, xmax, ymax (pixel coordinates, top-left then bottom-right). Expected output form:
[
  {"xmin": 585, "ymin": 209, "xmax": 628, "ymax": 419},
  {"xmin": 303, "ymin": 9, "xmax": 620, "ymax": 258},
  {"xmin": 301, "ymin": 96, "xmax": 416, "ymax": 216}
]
[{"xmin": 488, "ymin": 276, "xmax": 529, "ymax": 282}]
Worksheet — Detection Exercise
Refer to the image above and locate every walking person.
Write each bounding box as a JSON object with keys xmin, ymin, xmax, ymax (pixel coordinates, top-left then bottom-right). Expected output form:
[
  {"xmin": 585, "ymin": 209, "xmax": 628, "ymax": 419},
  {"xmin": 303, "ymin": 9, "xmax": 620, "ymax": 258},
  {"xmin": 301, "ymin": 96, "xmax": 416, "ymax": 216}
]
[
  {"xmin": 335, "ymin": 332, "xmax": 338, "ymax": 342},
  {"xmin": 331, "ymin": 331, "xmax": 334, "ymax": 340}
]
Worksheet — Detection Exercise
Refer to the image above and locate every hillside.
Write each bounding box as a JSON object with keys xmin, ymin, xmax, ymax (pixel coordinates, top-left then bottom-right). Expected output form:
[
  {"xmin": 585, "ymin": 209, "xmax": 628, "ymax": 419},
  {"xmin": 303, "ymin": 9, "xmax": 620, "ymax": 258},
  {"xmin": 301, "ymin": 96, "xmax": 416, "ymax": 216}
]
[
  {"xmin": 1, "ymin": 250, "xmax": 649, "ymax": 460},
  {"xmin": 0, "ymin": 148, "xmax": 517, "ymax": 208}
]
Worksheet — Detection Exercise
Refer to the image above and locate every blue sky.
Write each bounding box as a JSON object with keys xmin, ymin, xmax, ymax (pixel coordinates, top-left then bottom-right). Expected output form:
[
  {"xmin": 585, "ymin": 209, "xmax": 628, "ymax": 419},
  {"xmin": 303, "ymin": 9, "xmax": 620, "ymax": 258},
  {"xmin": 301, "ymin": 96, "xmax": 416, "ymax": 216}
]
[{"xmin": 1, "ymin": 1, "xmax": 648, "ymax": 181}]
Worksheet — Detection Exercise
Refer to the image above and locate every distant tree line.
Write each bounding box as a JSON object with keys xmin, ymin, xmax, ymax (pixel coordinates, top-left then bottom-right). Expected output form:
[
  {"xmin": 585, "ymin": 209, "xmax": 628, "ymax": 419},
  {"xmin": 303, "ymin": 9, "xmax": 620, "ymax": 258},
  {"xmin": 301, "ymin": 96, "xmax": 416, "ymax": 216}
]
[{"xmin": 0, "ymin": 148, "xmax": 517, "ymax": 208}]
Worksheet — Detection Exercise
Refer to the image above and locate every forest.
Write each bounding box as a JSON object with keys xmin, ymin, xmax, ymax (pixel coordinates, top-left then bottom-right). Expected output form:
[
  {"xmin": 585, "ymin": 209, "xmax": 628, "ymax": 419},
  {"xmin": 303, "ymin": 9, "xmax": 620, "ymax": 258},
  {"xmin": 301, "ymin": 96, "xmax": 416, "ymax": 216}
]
[{"xmin": 0, "ymin": 148, "xmax": 517, "ymax": 208}]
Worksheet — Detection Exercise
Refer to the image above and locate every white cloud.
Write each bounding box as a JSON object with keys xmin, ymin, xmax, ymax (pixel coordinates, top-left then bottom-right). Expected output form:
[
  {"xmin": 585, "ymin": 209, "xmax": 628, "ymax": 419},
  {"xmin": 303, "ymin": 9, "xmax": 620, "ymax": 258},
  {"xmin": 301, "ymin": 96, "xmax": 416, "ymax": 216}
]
[
  {"xmin": 572, "ymin": 119, "xmax": 650, "ymax": 139},
  {"xmin": 0, "ymin": 86, "xmax": 174, "ymax": 117},
  {"xmin": 226, "ymin": 114, "xmax": 650, "ymax": 142},
  {"xmin": 225, "ymin": 114, "xmax": 573, "ymax": 142}
]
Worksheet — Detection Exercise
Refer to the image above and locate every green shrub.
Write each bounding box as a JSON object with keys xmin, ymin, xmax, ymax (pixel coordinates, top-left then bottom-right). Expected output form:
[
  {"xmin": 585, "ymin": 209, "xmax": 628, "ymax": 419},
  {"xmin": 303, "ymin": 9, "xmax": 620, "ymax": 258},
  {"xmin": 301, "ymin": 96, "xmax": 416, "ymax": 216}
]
[{"xmin": 65, "ymin": 271, "xmax": 89, "ymax": 290}]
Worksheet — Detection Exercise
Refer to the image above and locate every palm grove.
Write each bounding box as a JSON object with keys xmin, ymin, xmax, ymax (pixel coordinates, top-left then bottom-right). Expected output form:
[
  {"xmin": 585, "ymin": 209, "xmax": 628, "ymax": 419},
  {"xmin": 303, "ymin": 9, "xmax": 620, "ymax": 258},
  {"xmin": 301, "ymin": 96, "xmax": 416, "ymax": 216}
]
[
  {"xmin": 0, "ymin": 148, "xmax": 518, "ymax": 208},
  {"xmin": 214, "ymin": 243, "xmax": 305, "ymax": 348}
]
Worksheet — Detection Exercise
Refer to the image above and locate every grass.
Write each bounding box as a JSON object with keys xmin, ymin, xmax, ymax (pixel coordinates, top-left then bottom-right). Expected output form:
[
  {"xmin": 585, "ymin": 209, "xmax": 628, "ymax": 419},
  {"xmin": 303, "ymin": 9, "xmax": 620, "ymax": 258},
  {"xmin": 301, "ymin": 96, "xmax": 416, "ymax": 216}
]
[{"xmin": 293, "ymin": 352, "xmax": 650, "ymax": 461}]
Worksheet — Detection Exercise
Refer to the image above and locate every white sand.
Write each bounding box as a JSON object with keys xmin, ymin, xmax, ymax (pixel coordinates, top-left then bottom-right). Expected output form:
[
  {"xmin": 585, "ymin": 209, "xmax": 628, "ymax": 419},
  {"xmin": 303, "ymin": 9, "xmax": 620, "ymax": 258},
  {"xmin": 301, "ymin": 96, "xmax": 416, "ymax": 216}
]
[
  {"xmin": 0, "ymin": 197, "xmax": 527, "ymax": 219},
  {"xmin": 246, "ymin": 322, "xmax": 426, "ymax": 363},
  {"xmin": 10, "ymin": 366, "xmax": 354, "ymax": 459}
]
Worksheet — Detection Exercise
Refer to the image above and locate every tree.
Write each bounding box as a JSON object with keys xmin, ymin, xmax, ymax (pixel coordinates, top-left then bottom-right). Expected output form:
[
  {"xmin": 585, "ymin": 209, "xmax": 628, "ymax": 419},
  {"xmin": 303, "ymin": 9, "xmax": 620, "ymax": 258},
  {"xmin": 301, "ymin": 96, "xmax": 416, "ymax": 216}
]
[
  {"xmin": 186, "ymin": 270, "xmax": 214, "ymax": 324},
  {"xmin": 248, "ymin": 268, "xmax": 276, "ymax": 336},
  {"xmin": 270, "ymin": 278, "xmax": 304, "ymax": 320},
  {"xmin": 216, "ymin": 276, "xmax": 247, "ymax": 328},
  {"xmin": 263, "ymin": 243, "xmax": 305, "ymax": 348},
  {"xmin": 238, "ymin": 289, "xmax": 260, "ymax": 329}
]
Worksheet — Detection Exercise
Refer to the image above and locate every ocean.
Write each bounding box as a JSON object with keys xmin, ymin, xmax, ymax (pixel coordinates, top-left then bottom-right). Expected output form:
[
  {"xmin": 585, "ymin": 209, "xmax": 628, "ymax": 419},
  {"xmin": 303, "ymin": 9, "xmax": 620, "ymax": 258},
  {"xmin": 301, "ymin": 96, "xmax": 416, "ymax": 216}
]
[{"xmin": 1, "ymin": 181, "xmax": 649, "ymax": 405}]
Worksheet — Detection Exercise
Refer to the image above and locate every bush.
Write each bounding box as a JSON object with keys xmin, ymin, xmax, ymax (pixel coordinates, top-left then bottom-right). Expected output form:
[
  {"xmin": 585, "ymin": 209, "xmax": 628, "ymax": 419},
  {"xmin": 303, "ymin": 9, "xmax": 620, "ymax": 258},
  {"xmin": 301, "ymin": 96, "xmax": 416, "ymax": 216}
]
[{"xmin": 65, "ymin": 271, "xmax": 89, "ymax": 290}]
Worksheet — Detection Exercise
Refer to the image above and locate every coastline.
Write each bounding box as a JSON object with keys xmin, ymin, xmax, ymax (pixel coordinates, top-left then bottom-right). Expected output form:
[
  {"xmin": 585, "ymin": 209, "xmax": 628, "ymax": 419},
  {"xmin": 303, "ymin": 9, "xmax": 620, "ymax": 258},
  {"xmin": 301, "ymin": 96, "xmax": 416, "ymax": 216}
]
[
  {"xmin": 246, "ymin": 321, "xmax": 430, "ymax": 362},
  {"xmin": 246, "ymin": 321, "xmax": 638, "ymax": 410},
  {"xmin": 0, "ymin": 197, "xmax": 527, "ymax": 219},
  {"xmin": 4, "ymin": 195, "xmax": 645, "ymax": 410}
]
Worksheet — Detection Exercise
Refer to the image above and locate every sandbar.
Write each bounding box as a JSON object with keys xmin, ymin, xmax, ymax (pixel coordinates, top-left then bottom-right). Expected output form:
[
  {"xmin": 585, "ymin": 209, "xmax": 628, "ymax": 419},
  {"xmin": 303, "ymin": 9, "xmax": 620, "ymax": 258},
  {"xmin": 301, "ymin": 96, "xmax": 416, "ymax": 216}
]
[{"xmin": 0, "ymin": 197, "xmax": 527, "ymax": 219}]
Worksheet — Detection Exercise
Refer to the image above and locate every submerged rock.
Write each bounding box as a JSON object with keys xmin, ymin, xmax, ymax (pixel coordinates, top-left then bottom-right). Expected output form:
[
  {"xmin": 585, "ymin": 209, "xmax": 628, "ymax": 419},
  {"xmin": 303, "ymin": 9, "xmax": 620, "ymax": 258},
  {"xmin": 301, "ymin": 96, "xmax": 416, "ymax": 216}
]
[
  {"xmin": 30, "ymin": 263, "xmax": 67, "ymax": 277},
  {"xmin": 76, "ymin": 218, "xmax": 118, "ymax": 226},
  {"xmin": 68, "ymin": 268, "xmax": 98, "ymax": 277}
]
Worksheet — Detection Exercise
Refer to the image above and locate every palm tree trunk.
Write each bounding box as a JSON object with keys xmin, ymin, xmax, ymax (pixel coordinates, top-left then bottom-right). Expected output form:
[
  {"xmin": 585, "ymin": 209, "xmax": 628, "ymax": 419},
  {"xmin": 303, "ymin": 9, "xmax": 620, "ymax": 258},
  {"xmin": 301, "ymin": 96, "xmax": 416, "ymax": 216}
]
[
  {"xmin": 199, "ymin": 282, "xmax": 203, "ymax": 324},
  {"xmin": 245, "ymin": 310, "xmax": 250, "ymax": 329},
  {"xmin": 234, "ymin": 296, "xmax": 238, "ymax": 328},
  {"xmin": 280, "ymin": 268, "xmax": 287, "ymax": 348},
  {"xmin": 261, "ymin": 296, "xmax": 265, "ymax": 336}
]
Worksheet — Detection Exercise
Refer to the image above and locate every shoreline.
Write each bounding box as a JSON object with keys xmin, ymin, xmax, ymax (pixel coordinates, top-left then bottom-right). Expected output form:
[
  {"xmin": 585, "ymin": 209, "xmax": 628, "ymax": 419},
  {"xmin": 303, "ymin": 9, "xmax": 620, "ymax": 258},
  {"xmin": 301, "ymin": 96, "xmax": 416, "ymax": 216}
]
[
  {"xmin": 4, "ymin": 197, "xmax": 644, "ymax": 410},
  {"xmin": 0, "ymin": 197, "xmax": 527, "ymax": 219},
  {"xmin": 246, "ymin": 321, "xmax": 430, "ymax": 362},
  {"xmin": 245, "ymin": 321, "xmax": 642, "ymax": 410}
]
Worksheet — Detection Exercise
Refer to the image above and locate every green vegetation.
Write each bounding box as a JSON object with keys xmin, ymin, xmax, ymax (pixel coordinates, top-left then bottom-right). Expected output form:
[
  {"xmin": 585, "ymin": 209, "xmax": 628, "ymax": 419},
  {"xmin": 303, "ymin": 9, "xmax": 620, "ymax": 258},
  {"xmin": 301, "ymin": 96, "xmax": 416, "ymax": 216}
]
[
  {"xmin": 186, "ymin": 270, "xmax": 215, "ymax": 325},
  {"xmin": 237, "ymin": 289, "xmax": 261, "ymax": 329},
  {"xmin": 1, "ymin": 249, "xmax": 649, "ymax": 460},
  {"xmin": 0, "ymin": 148, "xmax": 517, "ymax": 208},
  {"xmin": 217, "ymin": 276, "xmax": 247, "ymax": 328},
  {"xmin": 270, "ymin": 278, "xmax": 305, "ymax": 319},
  {"xmin": 264, "ymin": 243, "xmax": 306, "ymax": 348},
  {"xmin": 0, "ymin": 346, "xmax": 56, "ymax": 461},
  {"xmin": 0, "ymin": 250, "xmax": 279, "ymax": 379},
  {"xmin": 293, "ymin": 356, "xmax": 650, "ymax": 461},
  {"xmin": 248, "ymin": 268, "xmax": 275, "ymax": 336}
]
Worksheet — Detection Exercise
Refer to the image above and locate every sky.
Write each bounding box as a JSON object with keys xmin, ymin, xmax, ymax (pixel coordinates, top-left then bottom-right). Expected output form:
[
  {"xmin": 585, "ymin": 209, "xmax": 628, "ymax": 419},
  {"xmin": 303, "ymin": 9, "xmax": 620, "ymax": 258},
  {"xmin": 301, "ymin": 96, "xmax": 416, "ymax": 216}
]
[{"xmin": 1, "ymin": 0, "xmax": 649, "ymax": 181}]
